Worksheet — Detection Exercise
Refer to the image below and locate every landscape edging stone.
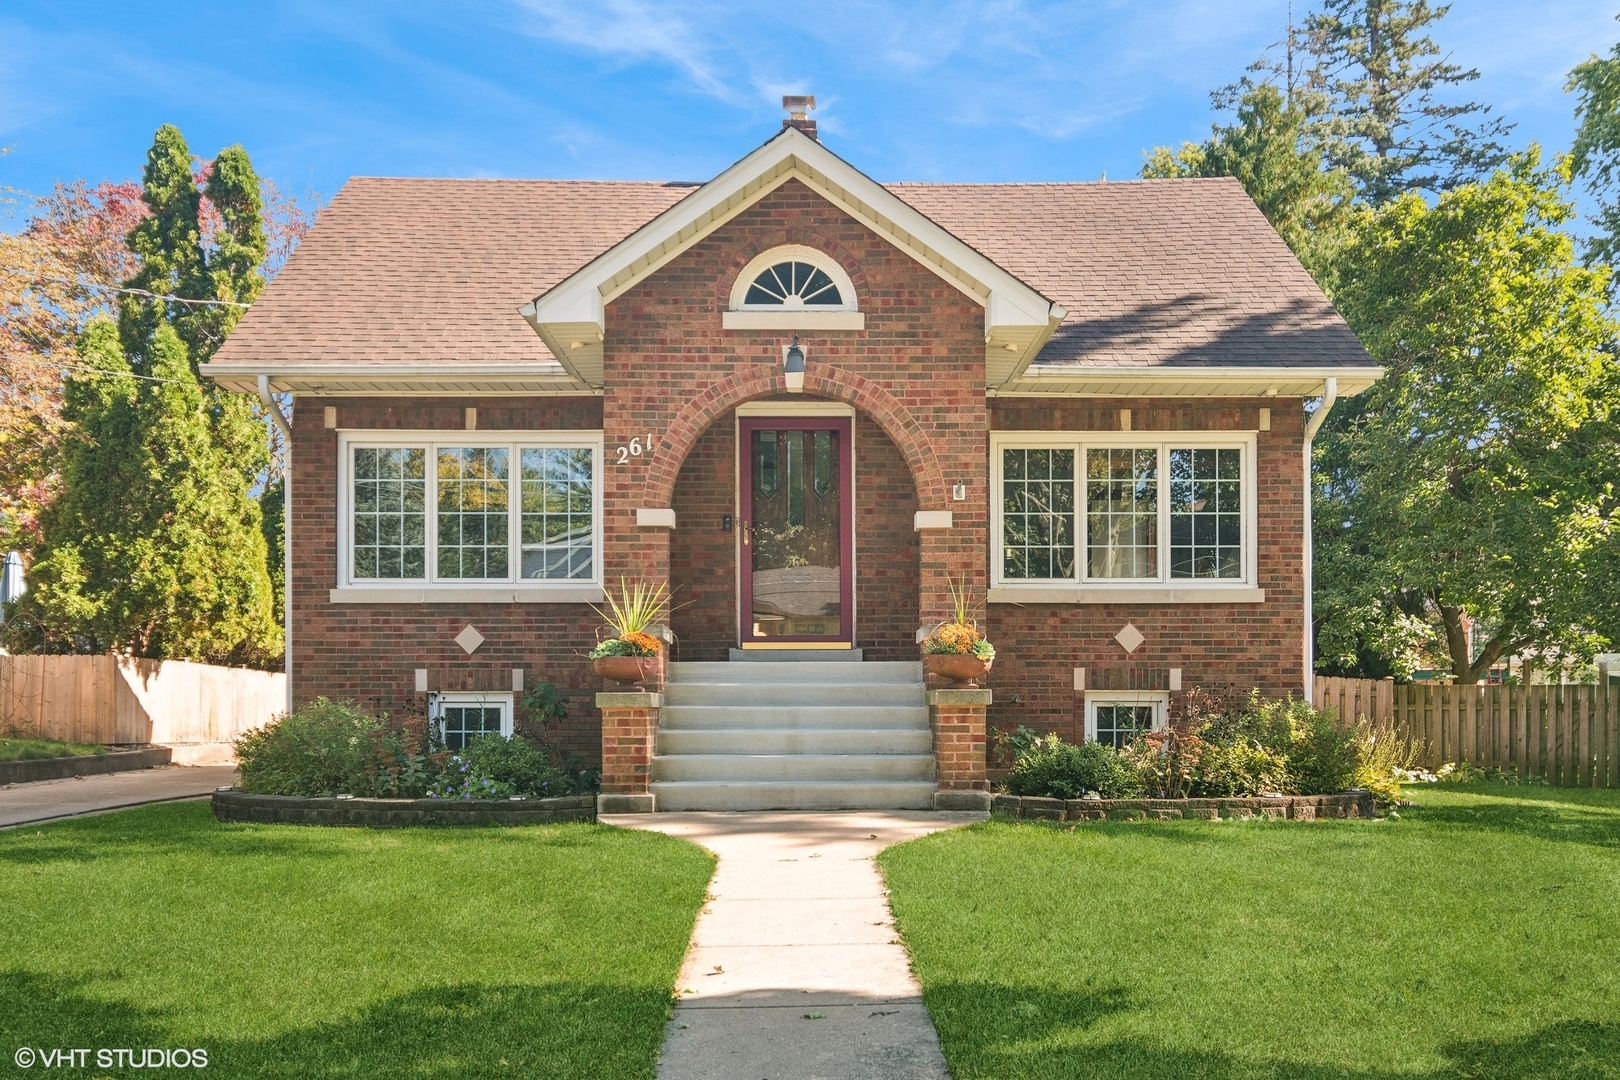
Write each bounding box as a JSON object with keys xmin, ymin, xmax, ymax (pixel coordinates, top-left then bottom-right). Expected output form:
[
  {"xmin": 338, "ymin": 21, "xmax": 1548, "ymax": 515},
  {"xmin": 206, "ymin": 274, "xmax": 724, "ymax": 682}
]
[
  {"xmin": 989, "ymin": 790, "xmax": 1375, "ymax": 821},
  {"xmin": 211, "ymin": 789, "xmax": 597, "ymax": 827},
  {"xmin": 0, "ymin": 746, "xmax": 172, "ymax": 785}
]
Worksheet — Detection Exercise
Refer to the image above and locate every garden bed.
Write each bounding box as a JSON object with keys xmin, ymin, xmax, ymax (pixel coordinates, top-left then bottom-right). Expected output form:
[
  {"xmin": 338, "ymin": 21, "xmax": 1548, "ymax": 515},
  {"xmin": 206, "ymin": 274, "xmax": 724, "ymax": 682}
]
[
  {"xmin": 991, "ymin": 790, "xmax": 1374, "ymax": 821},
  {"xmin": 212, "ymin": 789, "xmax": 595, "ymax": 827},
  {"xmin": 0, "ymin": 746, "xmax": 169, "ymax": 785}
]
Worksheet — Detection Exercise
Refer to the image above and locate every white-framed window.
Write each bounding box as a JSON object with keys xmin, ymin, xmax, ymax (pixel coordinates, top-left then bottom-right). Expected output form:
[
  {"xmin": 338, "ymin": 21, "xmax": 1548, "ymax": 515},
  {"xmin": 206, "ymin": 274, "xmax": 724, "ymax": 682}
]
[
  {"xmin": 729, "ymin": 245, "xmax": 858, "ymax": 311},
  {"xmin": 430, "ymin": 691, "xmax": 514, "ymax": 751},
  {"xmin": 1084, "ymin": 692, "xmax": 1169, "ymax": 749},
  {"xmin": 339, "ymin": 431, "xmax": 603, "ymax": 590},
  {"xmin": 991, "ymin": 432, "xmax": 1258, "ymax": 591}
]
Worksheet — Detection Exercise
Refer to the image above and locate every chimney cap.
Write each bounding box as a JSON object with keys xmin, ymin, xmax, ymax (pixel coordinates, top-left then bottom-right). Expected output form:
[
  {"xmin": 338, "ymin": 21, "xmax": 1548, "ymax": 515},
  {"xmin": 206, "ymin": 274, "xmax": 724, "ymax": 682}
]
[{"xmin": 782, "ymin": 95, "xmax": 816, "ymax": 119}]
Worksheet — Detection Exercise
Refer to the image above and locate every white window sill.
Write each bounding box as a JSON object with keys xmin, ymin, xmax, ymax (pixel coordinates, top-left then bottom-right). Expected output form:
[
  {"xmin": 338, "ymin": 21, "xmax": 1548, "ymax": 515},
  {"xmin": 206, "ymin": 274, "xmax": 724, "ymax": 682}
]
[
  {"xmin": 988, "ymin": 585, "xmax": 1266, "ymax": 605},
  {"xmin": 721, "ymin": 310, "xmax": 865, "ymax": 331},
  {"xmin": 330, "ymin": 586, "xmax": 606, "ymax": 604}
]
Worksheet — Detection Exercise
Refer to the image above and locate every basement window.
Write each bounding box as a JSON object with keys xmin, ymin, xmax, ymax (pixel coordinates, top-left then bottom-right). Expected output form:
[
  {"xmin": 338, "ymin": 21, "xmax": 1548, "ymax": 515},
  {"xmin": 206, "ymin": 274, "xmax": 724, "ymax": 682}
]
[
  {"xmin": 430, "ymin": 692, "xmax": 513, "ymax": 751},
  {"xmin": 1084, "ymin": 693, "xmax": 1169, "ymax": 749}
]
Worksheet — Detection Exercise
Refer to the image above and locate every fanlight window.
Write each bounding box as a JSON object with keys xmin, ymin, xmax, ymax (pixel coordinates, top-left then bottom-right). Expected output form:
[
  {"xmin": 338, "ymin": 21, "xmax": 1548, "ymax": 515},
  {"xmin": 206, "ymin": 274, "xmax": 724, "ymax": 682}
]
[
  {"xmin": 729, "ymin": 246, "xmax": 858, "ymax": 313},
  {"xmin": 744, "ymin": 261, "xmax": 843, "ymax": 307}
]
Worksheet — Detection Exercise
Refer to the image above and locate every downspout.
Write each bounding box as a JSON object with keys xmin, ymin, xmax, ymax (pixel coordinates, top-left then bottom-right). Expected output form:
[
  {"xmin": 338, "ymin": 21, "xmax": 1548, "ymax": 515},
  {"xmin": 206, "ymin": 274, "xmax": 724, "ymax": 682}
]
[
  {"xmin": 259, "ymin": 375, "xmax": 294, "ymax": 715},
  {"xmin": 1301, "ymin": 377, "xmax": 1338, "ymax": 704}
]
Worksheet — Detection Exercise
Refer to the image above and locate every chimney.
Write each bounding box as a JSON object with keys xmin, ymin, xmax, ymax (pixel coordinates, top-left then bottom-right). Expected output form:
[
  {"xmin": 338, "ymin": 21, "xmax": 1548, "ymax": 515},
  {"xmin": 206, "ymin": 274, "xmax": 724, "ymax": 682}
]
[{"xmin": 782, "ymin": 95, "xmax": 817, "ymax": 141}]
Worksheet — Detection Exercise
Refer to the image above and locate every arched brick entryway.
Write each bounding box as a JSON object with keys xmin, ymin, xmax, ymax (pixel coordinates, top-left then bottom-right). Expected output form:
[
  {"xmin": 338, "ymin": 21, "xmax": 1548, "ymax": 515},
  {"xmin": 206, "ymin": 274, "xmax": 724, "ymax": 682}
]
[{"xmin": 644, "ymin": 364, "xmax": 949, "ymax": 513}]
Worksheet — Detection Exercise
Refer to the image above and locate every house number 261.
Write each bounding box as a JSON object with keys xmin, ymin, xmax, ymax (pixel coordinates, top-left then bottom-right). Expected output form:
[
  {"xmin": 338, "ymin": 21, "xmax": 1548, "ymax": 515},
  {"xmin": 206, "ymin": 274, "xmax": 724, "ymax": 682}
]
[{"xmin": 615, "ymin": 435, "xmax": 655, "ymax": 465}]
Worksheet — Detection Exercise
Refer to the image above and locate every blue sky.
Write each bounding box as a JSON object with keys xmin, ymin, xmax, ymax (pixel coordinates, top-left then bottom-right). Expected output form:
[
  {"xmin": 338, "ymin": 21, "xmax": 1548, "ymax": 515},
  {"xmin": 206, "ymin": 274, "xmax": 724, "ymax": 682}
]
[{"xmin": 1, "ymin": 0, "xmax": 1615, "ymax": 207}]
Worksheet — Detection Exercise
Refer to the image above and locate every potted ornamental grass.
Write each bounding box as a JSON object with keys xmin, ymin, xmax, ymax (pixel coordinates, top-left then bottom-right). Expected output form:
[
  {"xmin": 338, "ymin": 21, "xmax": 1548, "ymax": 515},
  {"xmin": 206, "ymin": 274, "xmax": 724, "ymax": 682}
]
[
  {"xmin": 589, "ymin": 578, "xmax": 672, "ymax": 689},
  {"xmin": 921, "ymin": 574, "xmax": 995, "ymax": 687}
]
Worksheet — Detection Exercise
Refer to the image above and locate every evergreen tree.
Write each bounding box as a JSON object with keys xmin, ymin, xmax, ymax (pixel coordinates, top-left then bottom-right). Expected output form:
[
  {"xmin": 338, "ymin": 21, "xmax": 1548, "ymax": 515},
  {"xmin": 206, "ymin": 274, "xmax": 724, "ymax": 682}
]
[
  {"xmin": 10, "ymin": 126, "xmax": 280, "ymax": 663},
  {"xmin": 1568, "ymin": 31, "xmax": 1620, "ymax": 289},
  {"xmin": 21, "ymin": 321, "xmax": 278, "ymax": 661},
  {"xmin": 1143, "ymin": 82, "xmax": 1350, "ymax": 260},
  {"xmin": 1304, "ymin": 0, "xmax": 1513, "ymax": 204}
]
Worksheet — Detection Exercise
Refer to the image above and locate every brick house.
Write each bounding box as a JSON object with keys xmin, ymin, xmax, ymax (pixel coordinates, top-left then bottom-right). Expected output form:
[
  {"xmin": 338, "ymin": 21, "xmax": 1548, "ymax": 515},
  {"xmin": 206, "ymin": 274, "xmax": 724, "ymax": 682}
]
[{"xmin": 205, "ymin": 104, "xmax": 1380, "ymax": 812}]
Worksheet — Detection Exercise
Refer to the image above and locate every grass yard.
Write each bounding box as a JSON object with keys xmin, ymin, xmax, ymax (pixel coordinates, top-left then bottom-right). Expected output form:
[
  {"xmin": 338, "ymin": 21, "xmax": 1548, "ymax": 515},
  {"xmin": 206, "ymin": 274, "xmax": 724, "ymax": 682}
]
[
  {"xmin": 879, "ymin": 783, "xmax": 1620, "ymax": 1080},
  {"xmin": 0, "ymin": 736, "xmax": 106, "ymax": 761},
  {"xmin": 0, "ymin": 802, "xmax": 714, "ymax": 1078}
]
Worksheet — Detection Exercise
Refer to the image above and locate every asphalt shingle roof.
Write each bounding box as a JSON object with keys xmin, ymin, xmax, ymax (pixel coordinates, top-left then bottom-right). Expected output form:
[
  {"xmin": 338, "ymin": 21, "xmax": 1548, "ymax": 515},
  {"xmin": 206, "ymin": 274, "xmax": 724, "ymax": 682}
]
[{"xmin": 210, "ymin": 173, "xmax": 1368, "ymax": 372}]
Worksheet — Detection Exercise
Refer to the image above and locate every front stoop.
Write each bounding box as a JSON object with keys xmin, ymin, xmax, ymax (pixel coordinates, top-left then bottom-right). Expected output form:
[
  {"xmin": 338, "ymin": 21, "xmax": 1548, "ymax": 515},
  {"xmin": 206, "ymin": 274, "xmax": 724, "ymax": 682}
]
[{"xmin": 650, "ymin": 661, "xmax": 937, "ymax": 811}]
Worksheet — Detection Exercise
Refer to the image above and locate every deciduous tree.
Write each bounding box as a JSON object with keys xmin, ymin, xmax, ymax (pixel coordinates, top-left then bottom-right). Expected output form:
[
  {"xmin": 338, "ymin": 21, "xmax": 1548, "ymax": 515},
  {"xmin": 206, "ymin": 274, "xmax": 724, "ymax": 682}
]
[{"xmin": 1314, "ymin": 152, "xmax": 1618, "ymax": 681}]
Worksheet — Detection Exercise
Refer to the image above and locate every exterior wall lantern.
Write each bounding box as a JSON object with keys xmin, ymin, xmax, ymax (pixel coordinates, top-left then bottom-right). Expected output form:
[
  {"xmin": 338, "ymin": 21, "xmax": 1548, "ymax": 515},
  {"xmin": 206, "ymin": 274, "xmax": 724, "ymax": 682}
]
[{"xmin": 783, "ymin": 336, "xmax": 805, "ymax": 393}]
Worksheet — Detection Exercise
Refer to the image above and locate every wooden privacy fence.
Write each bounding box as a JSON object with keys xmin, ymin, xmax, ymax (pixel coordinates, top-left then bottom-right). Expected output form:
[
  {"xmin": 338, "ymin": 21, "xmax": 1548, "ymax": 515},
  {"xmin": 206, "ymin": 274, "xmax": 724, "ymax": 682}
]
[
  {"xmin": 1313, "ymin": 676, "xmax": 1620, "ymax": 788},
  {"xmin": 0, "ymin": 655, "xmax": 286, "ymax": 764}
]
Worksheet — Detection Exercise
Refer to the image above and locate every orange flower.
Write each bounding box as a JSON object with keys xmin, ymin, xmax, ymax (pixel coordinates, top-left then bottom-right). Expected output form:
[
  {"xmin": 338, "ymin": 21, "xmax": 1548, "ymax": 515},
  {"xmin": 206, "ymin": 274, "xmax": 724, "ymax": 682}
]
[
  {"xmin": 620, "ymin": 630, "xmax": 662, "ymax": 655},
  {"xmin": 926, "ymin": 623, "xmax": 981, "ymax": 654}
]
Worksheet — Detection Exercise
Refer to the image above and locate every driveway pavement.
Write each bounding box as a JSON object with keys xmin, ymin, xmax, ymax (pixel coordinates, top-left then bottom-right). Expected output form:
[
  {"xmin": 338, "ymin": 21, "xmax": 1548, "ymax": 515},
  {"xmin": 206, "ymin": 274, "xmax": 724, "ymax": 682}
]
[
  {"xmin": 605, "ymin": 809, "xmax": 985, "ymax": 1080},
  {"xmin": 0, "ymin": 765, "xmax": 238, "ymax": 828}
]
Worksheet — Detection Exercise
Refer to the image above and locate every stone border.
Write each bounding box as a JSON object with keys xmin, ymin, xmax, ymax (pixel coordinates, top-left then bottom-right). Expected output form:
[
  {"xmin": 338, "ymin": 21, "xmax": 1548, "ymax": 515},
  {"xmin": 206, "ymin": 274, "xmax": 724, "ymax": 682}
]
[
  {"xmin": 0, "ymin": 746, "xmax": 171, "ymax": 786},
  {"xmin": 211, "ymin": 789, "xmax": 596, "ymax": 828},
  {"xmin": 991, "ymin": 790, "xmax": 1375, "ymax": 822}
]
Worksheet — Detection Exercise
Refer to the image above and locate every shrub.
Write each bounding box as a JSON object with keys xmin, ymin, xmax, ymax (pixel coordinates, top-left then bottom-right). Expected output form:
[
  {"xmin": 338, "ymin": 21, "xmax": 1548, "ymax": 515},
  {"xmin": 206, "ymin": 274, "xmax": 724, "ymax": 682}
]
[
  {"xmin": 237, "ymin": 698, "xmax": 389, "ymax": 797},
  {"xmin": 430, "ymin": 734, "xmax": 578, "ymax": 800},
  {"xmin": 1193, "ymin": 740, "xmax": 1291, "ymax": 797},
  {"xmin": 1005, "ymin": 734, "xmax": 1142, "ymax": 799}
]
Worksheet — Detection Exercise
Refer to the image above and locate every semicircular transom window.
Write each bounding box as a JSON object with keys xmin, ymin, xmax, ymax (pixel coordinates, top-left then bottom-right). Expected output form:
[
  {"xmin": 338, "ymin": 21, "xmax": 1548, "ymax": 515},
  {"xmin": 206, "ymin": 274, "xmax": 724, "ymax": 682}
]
[{"xmin": 745, "ymin": 261, "xmax": 844, "ymax": 307}]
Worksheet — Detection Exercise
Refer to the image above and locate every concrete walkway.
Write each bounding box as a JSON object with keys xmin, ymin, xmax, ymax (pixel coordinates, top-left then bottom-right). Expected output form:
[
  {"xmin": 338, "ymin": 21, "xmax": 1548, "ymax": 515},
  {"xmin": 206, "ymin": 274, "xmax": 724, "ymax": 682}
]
[
  {"xmin": 0, "ymin": 765, "xmax": 237, "ymax": 828},
  {"xmin": 606, "ymin": 810, "xmax": 985, "ymax": 1080}
]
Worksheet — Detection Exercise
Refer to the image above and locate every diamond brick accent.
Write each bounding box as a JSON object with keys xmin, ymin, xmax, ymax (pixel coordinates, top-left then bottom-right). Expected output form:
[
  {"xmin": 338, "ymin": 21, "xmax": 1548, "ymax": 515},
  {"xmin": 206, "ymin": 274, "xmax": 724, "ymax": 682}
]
[
  {"xmin": 1115, "ymin": 622, "xmax": 1144, "ymax": 654},
  {"xmin": 454, "ymin": 625, "xmax": 485, "ymax": 654}
]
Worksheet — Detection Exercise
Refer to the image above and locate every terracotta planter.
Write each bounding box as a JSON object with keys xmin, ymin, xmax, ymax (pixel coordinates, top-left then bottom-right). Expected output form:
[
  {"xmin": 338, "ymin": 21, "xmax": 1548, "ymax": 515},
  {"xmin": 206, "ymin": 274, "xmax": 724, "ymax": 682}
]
[
  {"xmin": 593, "ymin": 654, "xmax": 662, "ymax": 689},
  {"xmin": 924, "ymin": 653, "xmax": 992, "ymax": 688}
]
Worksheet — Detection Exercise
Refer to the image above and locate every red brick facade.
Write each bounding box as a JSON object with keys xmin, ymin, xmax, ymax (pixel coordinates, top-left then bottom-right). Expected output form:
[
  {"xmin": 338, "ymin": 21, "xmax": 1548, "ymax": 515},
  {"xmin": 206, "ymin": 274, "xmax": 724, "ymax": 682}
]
[{"xmin": 286, "ymin": 180, "xmax": 1309, "ymax": 773}]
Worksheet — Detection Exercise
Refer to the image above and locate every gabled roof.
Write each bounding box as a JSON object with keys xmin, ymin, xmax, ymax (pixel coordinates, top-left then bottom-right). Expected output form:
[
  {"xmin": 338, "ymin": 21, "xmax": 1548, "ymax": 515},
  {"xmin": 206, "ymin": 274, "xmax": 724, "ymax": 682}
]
[
  {"xmin": 205, "ymin": 137, "xmax": 1378, "ymax": 398},
  {"xmin": 520, "ymin": 127, "xmax": 1065, "ymax": 387}
]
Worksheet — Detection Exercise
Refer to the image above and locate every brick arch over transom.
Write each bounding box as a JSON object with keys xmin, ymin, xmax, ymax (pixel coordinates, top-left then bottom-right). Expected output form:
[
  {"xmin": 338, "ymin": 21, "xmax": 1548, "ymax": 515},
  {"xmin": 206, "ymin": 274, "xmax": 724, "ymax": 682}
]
[{"xmin": 643, "ymin": 364, "xmax": 949, "ymax": 512}]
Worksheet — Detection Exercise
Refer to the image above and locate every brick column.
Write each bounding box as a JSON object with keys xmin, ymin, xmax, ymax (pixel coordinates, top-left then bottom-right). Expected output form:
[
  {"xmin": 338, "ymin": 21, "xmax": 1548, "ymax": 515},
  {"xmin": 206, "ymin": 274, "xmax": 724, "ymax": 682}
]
[
  {"xmin": 597, "ymin": 691, "xmax": 661, "ymax": 814},
  {"xmin": 927, "ymin": 689, "xmax": 992, "ymax": 810}
]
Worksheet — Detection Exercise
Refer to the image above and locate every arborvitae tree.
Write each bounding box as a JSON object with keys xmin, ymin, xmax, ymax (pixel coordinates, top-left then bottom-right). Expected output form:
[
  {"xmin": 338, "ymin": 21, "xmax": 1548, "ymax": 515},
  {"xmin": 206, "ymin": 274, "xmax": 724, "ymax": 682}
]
[
  {"xmin": 21, "ymin": 321, "xmax": 278, "ymax": 660},
  {"xmin": 1143, "ymin": 82, "xmax": 1351, "ymax": 261},
  {"xmin": 1304, "ymin": 0, "xmax": 1513, "ymax": 204},
  {"xmin": 11, "ymin": 126, "xmax": 280, "ymax": 663}
]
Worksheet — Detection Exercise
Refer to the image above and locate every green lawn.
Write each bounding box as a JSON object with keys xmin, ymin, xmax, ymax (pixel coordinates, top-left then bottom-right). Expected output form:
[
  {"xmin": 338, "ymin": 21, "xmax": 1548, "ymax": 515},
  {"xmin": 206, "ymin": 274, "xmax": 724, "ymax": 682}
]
[
  {"xmin": 0, "ymin": 736, "xmax": 106, "ymax": 761},
  {"xmin": 879, "ymin": 783, "xmax": 1620, "ymax": 1080},
  {"xmin": 0, "ymin": 803, "xmax": 714, "ymax": 1078}
]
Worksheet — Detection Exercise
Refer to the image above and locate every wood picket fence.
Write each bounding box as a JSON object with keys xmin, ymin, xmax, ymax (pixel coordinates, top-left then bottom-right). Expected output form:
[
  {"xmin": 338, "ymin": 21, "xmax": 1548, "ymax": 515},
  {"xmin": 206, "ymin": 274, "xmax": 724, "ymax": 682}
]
[
  {"xmin": 0, "ymin": 654, "xmax": 286, "ymax": 764},
  {"xmin": 1312, "ymin": 675, "xmax": 1620, "ymax": 788}
]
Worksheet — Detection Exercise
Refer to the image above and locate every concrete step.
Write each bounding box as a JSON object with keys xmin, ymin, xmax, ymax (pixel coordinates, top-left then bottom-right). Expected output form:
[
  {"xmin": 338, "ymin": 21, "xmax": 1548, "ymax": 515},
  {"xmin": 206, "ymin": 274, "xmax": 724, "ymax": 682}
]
[
  {"xmin": 727, "ymin": 648, "xmax": 863, "ymax": 662},
  {"xmin": 651, "ymin": 780, "xmax": 937, "ymax": 811},
  {"xmin": 663, "ymin": 682, "xmax": 924, "ymax": 707},
  {"xmin": 667, "ymin": 661, "xmax": 922, "ymax": 685},
  {"xmin": 659, "ymin": 704, "xmax": 929, "ymax": 731},
  {"xmin": 657, "ymin": 728, "xmax": 934, "ymax": 756},
  {"xmin": 651, "ymin": 753, "xmax": 936, "ymax": 783}
]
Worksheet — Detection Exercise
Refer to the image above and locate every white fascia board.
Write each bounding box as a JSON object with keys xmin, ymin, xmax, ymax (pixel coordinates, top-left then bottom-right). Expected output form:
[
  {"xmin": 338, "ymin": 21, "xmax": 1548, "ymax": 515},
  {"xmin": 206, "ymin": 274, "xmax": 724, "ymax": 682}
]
[
  {"xmin": 523, "ymin": 127, "xmax": 1062, "ymax": 382},
  {"xmin": 993, "ymin": 364, "xmax": 1385, "ymax": 398}
]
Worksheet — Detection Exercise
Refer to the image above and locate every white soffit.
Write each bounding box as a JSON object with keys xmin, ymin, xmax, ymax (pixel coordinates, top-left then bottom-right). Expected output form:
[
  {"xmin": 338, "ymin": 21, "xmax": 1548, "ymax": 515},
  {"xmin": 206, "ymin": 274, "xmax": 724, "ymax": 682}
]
[
  {"xmin": 201, "ymin": 363, "xmax": 596, "ymax": 397},
  {"xmin": 991, "ymin": 365, "xmax": 1385, "ymax": 399},
  {"xmin": 520, "ymin": 127, "xmax": 1064, "ymax": 389}
]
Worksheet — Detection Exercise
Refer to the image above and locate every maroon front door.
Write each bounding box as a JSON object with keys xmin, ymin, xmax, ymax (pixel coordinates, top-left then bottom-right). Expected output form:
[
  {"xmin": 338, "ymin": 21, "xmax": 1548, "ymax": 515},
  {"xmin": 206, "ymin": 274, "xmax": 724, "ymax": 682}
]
[{"xmin": 739, "ymin": 417, "xmax": 854, "ymax": 645}]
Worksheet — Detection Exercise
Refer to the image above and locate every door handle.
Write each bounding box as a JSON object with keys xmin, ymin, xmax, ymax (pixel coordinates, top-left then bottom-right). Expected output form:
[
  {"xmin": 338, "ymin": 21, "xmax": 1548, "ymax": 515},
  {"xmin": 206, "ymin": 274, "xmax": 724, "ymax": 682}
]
[{"xmin": 742, "ymin": 520, "xmax": 751, "ymax": 546}]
